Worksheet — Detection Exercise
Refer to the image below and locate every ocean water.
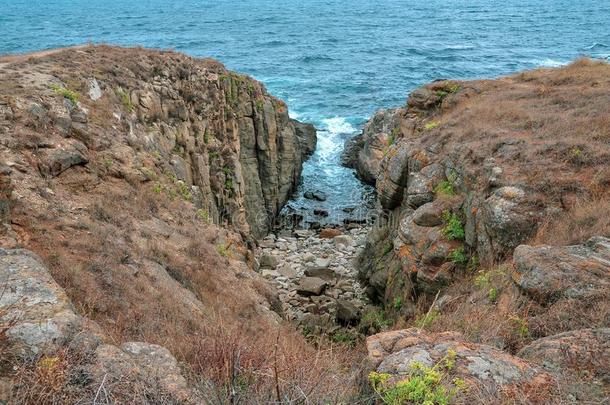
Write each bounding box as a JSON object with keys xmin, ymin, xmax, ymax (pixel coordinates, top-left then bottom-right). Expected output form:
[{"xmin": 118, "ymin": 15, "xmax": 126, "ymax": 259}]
[{"xmin": 2, "ymin": 0, "xmax": 609, "ymax": 225}]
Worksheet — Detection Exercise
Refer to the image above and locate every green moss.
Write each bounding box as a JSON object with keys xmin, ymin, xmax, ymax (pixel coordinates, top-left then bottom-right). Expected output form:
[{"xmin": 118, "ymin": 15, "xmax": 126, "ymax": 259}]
[
  {"xmin": 441, "ymin": 211, "xmax": 465, "ymax": 241},
  {"xmin": 50, "ymin": 83, "xmax": 79, "ymax": 107}
]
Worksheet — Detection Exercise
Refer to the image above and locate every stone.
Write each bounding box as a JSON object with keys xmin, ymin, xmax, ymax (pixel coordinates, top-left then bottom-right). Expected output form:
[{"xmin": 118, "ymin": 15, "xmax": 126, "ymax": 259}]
[
  {"xmin": 304, "ymin": 267, "xmax": 336, "ymax": 281},
  {"xmin": 336, "ymin": 299, "xmax": 360, "ymax": 325},
  {"xmin": 278, "ymin": 265, "xmax": 299, "ymax": 279},
  {"xmin": 313, "ymin": 209, "xmax": 329, "ymax": 217},
  {"xmin": 88, "ymin": 78, "xmax": 102, "ymax": 100},
  {"xmin": 38, "ymin": 141, "xmax": 89, "ymax": 178},
  {"xmin": 296, "ymin": 277, "xmax": 327, "ymax": 296},
  {"xmin": 92, "ymin": 342, "xmax": 198, "ymax": 403},
  {"xmin": 334, "ymin": 235, "xmax": 354, "ymax": 248},
  {"xmin": 512, "ymin": 237, "xmax": 610, "ymax": 304},
  {"xmin": 291, "ymin": 119, "xmax": 317, "ymax": 158},
  {"xmin": 518, "ymin": 328, "xmax": 610, "ymax": 377},
  {"xmin": 412, "ymin": 202, "xmax": 444, "ymax": 227},
  {"xmin": 0, "ymin": 249, "xmax": 82, "ymax": 357},
  {"xmin": 319, "ymin": 228, "xmax": 342, "ymax": 239},
  {"xmin": 315, "ymin": 258, "xmax": 331, "ymax": 268},
  {"xmin": 259, "ymin": 254, "xmax": 279, "ymax": 269},
  {"xmin": 367, "ymin": 329, "xmax": 554, "ymax": 399},
  {"xmin": 304, "ymin": 190, "xmax": 327, "ymax": 201}
]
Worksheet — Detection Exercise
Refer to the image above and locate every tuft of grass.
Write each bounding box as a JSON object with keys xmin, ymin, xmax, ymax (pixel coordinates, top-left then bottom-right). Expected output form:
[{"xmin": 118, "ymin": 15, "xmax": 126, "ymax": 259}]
[
  {"xmin": 414, "ymin": 309, "xmax": 440, "ymax": 329},
  {"xmin": 448, "ymin": 246, "xmax": 468, "ymax": 265},
  {"xmin": 441, "ymin": 211, "xmax": 465, "ymax": 241},
  {"xmin": 196, "ymin": 208, "xmax": 210, "ymax": 222},
  {"xmin": 424, "ymin": 121, "xmax": 440, "ymax": 131},
  {"xmin": 330, "ymin": 329, "xmax": 357, "ymax": 347},
  {"xmin": 50, "ymin": 83, "xmax": 79, "ymax": 107},
  {"xmin": 359, "ymin": 309, "xmax": 391, "ymax": 334},
  {"xmin": 216, "ymin": 244, "xmax": 231, "ymax": 258},
  {"xmin": 116, "ymin": 88, "xmax": 134, "ymax": 112}
]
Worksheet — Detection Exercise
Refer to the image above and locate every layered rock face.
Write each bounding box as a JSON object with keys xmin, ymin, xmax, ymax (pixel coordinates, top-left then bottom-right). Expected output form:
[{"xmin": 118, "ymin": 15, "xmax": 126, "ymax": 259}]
[
  {"xmin": 0, "ymin": 45, "xmax": 315, "ymax": 239},
  {"xmin": 354, "ymin": 60, "xmax": 610, "ymax": 308}
]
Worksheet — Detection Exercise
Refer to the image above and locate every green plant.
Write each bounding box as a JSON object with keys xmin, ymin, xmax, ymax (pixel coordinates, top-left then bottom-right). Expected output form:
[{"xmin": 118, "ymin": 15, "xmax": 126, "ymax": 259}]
[
  {"xmin": 152, "ymin": 183, "xmax": 163, "ymax": 194},
  {"xmin": 116, "ymin": 88, "xmax": 134, "ymax": 112},
  {"xmin": 424, "ymin": 121, "xmax": 440, "ymax": 131},
  {"xmin": 509, "ymin": 315, "xmax": 530, "ymax": 339},
  {"xmin": 414, "ymin": 309, "xmax": 440, "ymax": 329},
  {"xmin": 103, "ymin": 158, "xmax": 113, "ymax": 169},
  {"xmin": 256, "ymin": 99, "xmax": 264, "ymax": 110},
  {"xmin": 393, "ymin": 297, "xmax": 403, "ymax": 311},
  {"xmin": 434, "ymin": 181, "xmax": 455, "ymax": 196},
  {"xmin": 488, "ymin": 287, "xmax": 498, "ymax": 303},
  {"xmin": 474, "ymin": 271, "xmax": 490, "ymax": 289},
  {"xmin": 388, "ymin": 127, "xmax": 400, "ymax": 146},
  {"xmin": 448, "ymin": 246, "xmax": 468, "ymax": 265},
  {"xmin": 369, "ymin": 349, "xmax": 463, "ymax": 405},
  {"xmin": 177, "ymin": 181, "xmax": 192, "ymax": 201},
  {"xmin": 448, "ymin": 84, "xmax": 460, "ymax": 93},
  {"xmin": 203, "ymin": 130, "xmax": 210, "ymax": 144},
  {"xmin": 359, "ymin": 309, "xmax": 391, "ymax": 334},
  {"xmin": 225, "ymin": 178, "xmax": 234, "ymax": 190},
  {"xmin": 216, "ymin": 244, "xmax": 231, "ymax": 258},
  {"xmin": 441, "ymin": 211, "xmax": 465, "ymax": 241},
  {"xmin": 49, "ymin": 83, "xmax": 79, "ymax": 107},
  {"xmin": 330, "ymin": 329, "xmax": 356, "ymax": 347},
  {"xmin": 196, "ymin": 209, "xmax": 210, "ymax": 222},
  {"xmin": 466, "ymin": 254, "xmax": 479, "ymax": 272},
  {"xmin": 382, "ymin": 241, "xmax": 394, "ymax": 256}
]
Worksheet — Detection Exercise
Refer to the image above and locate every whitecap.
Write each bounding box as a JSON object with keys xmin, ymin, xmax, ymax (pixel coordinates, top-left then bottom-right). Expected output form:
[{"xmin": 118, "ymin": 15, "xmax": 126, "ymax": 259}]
[
  {"xmin": 322, "ymin": 117, "xmax": 356, "ymax": 135},
  {"xmin": 535, "ymin": 58, "xmax": 567, "ymax": 68}
]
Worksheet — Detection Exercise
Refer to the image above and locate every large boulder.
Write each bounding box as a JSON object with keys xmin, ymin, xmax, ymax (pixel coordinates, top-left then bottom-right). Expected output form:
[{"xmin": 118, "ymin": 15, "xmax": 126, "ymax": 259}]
[
  {"xmin": 367, "ymin": 329, "xmax": 554, "ymax": 400},
  {"xmin": 518, "ymin": 328, "xmax": 610, "ymax": 377},
  {"xmin": 296, "ymin": 277, "xmax": 327, "ymax": 296},
  {"xmin": 512, "ymin": 237, "xmax": 610, "ymax": 304},
  {"xmin": 0, "ymin": 249, "xmax": 82, "ymax": 357},
  {"xmin": 291, "ymin": 119, "xmax": 317, "ymax": 158}
]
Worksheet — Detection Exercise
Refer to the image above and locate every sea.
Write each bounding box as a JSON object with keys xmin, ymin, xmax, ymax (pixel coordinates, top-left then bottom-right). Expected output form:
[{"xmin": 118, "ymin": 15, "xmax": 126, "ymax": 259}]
[{"xmin": 2, "ymin": 0, "xmax": 609, "ymax": 225}]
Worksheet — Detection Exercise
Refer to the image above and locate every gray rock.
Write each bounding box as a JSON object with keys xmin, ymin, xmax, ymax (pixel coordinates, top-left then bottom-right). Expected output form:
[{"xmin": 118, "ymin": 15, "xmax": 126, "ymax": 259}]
[
  {"xmin": 259, "ymin": 254, "xmax": 279, "ymax": 269},
  {"xmin": 412, "ymin": 202, "xmax": 444, "ymax": 227},
  {"xmin": 304, "ymin": 267, "xmax": 336, "ymax": 281},
  {"xmin": 88, "ymin": 78, "xmax": 102, "ymax": 101},
  {"xmin": 38, "ymin": 141, "xmax": 89, "ymax": 178},
  {"xmin": 296, "ymin": 277, "xmax": 327, "ymax": 296},
  {"xmin": 336, "ymin": 299, "xmax": 360, "ymax": 325}
]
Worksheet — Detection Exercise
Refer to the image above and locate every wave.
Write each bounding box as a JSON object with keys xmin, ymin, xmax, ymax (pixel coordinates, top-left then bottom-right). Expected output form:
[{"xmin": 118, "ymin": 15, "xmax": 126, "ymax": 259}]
[
  {"xmin": 322, "ymin": 117, "xmax": 356, "ymax": 135},
  {"xmin": 297, "ymin": 55, "xmax": 335, "ymax": 63},
  {"xmin": 533, "ymin": 58, "xmax": 567, "ymax": 68},
  {"xmin": 585, "ymin": 43, "xmax": 608, "ymax": 50}
]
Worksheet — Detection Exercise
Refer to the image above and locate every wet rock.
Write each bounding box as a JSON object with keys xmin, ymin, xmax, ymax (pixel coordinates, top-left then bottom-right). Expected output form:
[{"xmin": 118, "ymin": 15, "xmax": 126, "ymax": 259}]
[
  {"xmin": 313, "ymin": 209, "xmax": 329, "ymax": 217},
  {"xmin": 513, "ymin": 237, "xmax": 610, "ymax": 304},
  {"xmin": 304, "ymin": 190, "xmax": 327, "ymax": 201},
  {"xmin": 296, "ymin": 277, "xmax": 327, "ymax": 296},
  {"xmin": 291, "ymin": 119, "xmax": 317, "ymax": 158}
]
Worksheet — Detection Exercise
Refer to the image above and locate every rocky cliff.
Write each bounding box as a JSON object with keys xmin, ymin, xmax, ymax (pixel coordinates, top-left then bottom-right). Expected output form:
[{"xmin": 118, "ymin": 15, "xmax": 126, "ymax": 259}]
[
  {"xmin": 0, "ymin": 46, "xmax": 337, "ymax": 403},
  {"xmin": 0, "ymin": 45, "xmax": 315, "ymax": 240},
  {"xmin": 354, "ymin": 59, "xmax": 610, "ymax": 402}
]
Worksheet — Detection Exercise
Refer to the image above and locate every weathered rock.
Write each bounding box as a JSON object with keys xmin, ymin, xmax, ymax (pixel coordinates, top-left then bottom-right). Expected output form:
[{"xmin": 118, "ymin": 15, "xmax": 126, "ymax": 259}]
[
  {"xmin": 334, "ymin": 235, "xmax": 354, "ymax": 248},
  {"xmin": 513, "ymin": 237, "xmax": 610, "ymax": 304},
  {"xmin": 518, "ymin": 328, "xmax": 610, "ymax": 377},
  {"xmin": 291, "ymin": 119, "xmax": 317, "ymax": 158},
  {"xmin": 38, "ymin": 141, "xmax": 89, "ymax": 178},
  {"xmin": 304, "ymin": 267, "xmax": 336, "ymax": 281},
  {"xmin": 0, "ymin": 249, "xmax": 82, "ymax": 357},
  {"xmin": 259, "ymin": 254, "xmax": 279, "ymax": 269},
  {"xmin": 319, "ymin": 228, "xmax": 342, "ymax": 239},
  {"xmin": 336, "ymin": 299, "xmax": 360, "ymax": 325},
  {"xmin": 296, "ymin": 277, "xmax": 327, "ymax": 296},
  {"xmin": 412, "ymin": 202, "xmax": 444, "ymax": 227},
  {"xmin": 92, "ymin": 342, "xmax": 198, "ymax": 403},
  {"xmin": 367, "ymin": 329, "xmax": 554, "ymax": 398}
]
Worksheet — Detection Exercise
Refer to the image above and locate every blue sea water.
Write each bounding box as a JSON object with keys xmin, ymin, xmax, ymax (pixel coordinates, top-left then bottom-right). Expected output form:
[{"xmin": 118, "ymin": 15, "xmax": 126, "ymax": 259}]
[{"xmin": 2, "ymin": 0, "xmax": 609, "ymax": 225}]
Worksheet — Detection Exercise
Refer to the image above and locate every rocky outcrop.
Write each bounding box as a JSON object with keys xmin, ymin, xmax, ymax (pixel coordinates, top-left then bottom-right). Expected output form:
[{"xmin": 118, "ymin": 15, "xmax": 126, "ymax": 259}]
[
  {"xmin": 354, "ymin": 61, "xmax": 610, "ymax": 312},
  {"xmin": 513, "ymin": 237, "xmax": 610, "ymax": 304},
  {"xmin": 342, "ymin": 109, "xmax": 404, "ymax": 185},
  {"xmin": 367, "ymin": 328, "xmax": 554, "ymax": 400},
  {"xmin": 0, "ymin": 248, "xmax": 197, "ymax": 403},
  {"xmin": 519, "ymin": 328, "xmax": 610, "ymax": 377},
  {"xmin": 0, "ymin": 45, "xmax": 315, "ymax": 239}
]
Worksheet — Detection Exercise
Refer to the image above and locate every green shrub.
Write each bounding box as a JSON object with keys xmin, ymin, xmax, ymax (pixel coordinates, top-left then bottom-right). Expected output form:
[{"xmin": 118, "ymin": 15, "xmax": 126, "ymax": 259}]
[
  {"xmin": 449, "ymin": 246, "xmax": 468, "ymax": 265},
  {"xmin": 116, "ymin": 88, "xmax": 134, "ymax": 112},
  {"xmin": 488, "ymin": 287, "xmax": 498, "ymax": 303},
  {"xmin": 50, "ymin": 83, "xmax": 79, "ymax": 107},
  {"xmin": 330, "ymin": 329, "xmax": 357, "ymax": 347},
  {"xmin": 177, "ymin": 181, "xmax": 192, "ymax": 202},
  {"xmin": 434, "ymin": 180, "xmax": 455, "ymax": 196},
  {"xmin": 393, "ymin": 297, "xmax": 403, "ymax": 311},
  {"xmin": 359, "ymin": 309, "xmax": 391, "ymax": 334},
  {"xmin": 369, "ymin": 349, "xmax": 464, "ymax": 405},
  {"xmin": 196, "ymin": 209, "xmax": 210, "ymax": 222},
  {"xmin": 216, "ymin": 244, "xmax": 231, "ymax": 258},
  {"xmin": 509, "ymin": 315, "xmax": 530, "ymax": 339},
  {"xmin": 414, "ymin": 309, "xmax": 439, "ymax": 329},
  {"xmin": 424, "ymin": 121, "xmax": 440, "ymax": 131},
  {"xmin": 441, "ymin": 211, "xmax": 464, "ymax": 241}
]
